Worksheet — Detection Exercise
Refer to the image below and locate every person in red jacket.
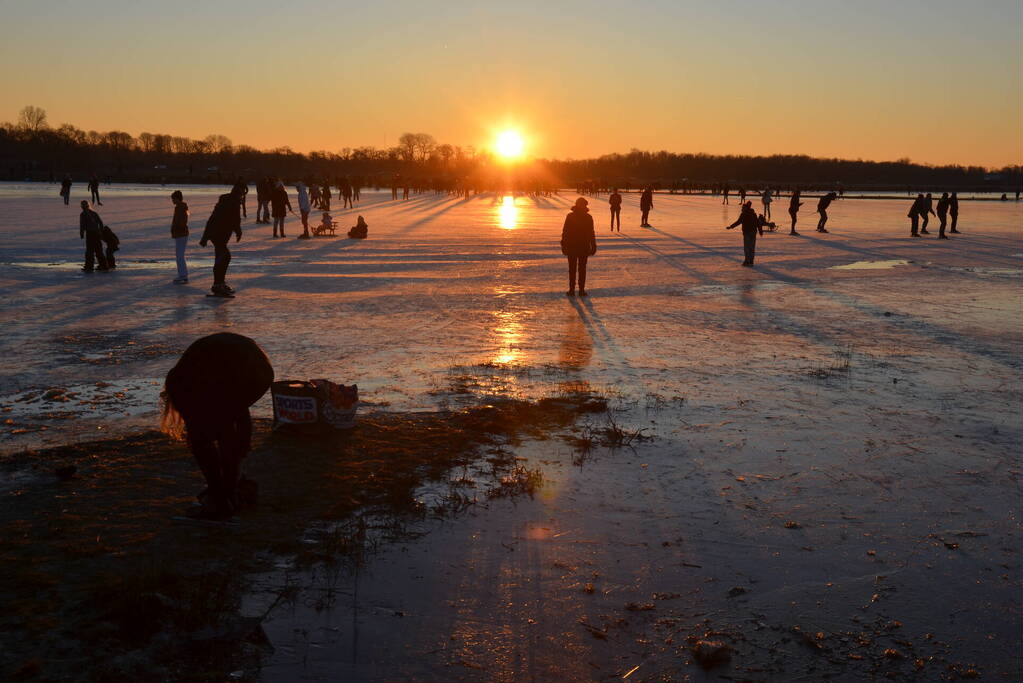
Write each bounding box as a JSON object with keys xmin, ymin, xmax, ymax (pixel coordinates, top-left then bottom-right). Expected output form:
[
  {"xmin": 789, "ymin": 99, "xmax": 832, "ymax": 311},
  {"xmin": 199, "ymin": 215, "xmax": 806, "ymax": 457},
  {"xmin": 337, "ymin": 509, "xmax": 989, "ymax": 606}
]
[{"xmin": 561, "ymin": 197, "xmax": 597, "ymax": 296}]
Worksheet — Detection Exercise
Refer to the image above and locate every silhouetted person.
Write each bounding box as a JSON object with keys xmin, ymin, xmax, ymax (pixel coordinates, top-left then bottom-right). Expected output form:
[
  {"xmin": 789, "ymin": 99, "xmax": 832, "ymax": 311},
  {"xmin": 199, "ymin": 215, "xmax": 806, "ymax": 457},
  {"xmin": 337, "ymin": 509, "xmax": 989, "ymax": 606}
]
[
  {"xmin": 761, "ymin": 188, "xmax": 773, "ymax": 220},
  {"xmin": 788, "ymin": 190, "xmax": 803, "ymax": 235},
  {"xmin": 321, "ymin": 181, "xmax": 331, "ymax": 211},
  {"xmin": 255, "ymin": 177, "xmax": 271, "ymax": 223},
  {"xmin": 270, "ymin": 181, "xmax": 293, "ymax": 238},
  {"xmin": 722, "ymin": 183, "xmax": 730, "ymax": 205},
  {"xmin": 101, "ymin": 223, "xmax": 119, "ymax": 269},
  {"xmin": 816, "ymin": 192, "xmax": 837, "ymax": 233},
  {"xmin": 348, "ymin": 215, "xmax": 368, "ymax": 239},
  {"xmin": 561, "ymin": 197, "xmax": 597, "ymax": 296},
  {"xmin": 949, "ymin": 192, "xmax": 960, "ymax": 233},
  {"xmin": 640, "ymin": 186, "xmax": 654, "ymax": 227},
  {"xmin": 199, "ymin": 186, "xmax": 243, "ymax": 296},
  {"xmin": 920, "ymin": 193, "xmax": 935, "ymax": 234},
  {"xmin": 936, "ymin": 192, "xmax": 951, "ymax": 239},
  {"xmin": 79, "ymin": 200, "xmax": 109, "ymax": 272},
  {"xmin": 162, "ymin": 333, "xmax": 274, "ymax": 519},
  {"xmin": 88, "ymin": 174, "xmax": 102, "ymax": 205},
  {"xmin": 725, "ymin": 201, "xmax": 763, "ymax": 267},
  {"xmin": 171, "ymin": 190, "xmax": 189, "ymax": 283},
  {"xmin": 739, "ymin": 187, "xmax": 747, "ymax": 203},
  {"xmin": 908, "ymin": 194, "xmax": 924, "ymax": 237},
  {"xmin": 609, "ymin": 188, "xmax": 622, "ymax": 231},
  {"xmin": 232, "ymin": 177, "xmax": 248, "ymax": 218},
  {"xmin": 60, "ymin": 175, "xmax": 72, "ymax": 205}
]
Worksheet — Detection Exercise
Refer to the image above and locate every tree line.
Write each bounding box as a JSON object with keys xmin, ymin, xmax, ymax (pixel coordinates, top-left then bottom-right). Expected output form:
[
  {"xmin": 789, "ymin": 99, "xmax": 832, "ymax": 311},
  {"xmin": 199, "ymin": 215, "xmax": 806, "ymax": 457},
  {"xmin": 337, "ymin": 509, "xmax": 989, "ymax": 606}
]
[{"xmin": 2, "ymin": 106, "xmax": 1019, "ymax": 190}]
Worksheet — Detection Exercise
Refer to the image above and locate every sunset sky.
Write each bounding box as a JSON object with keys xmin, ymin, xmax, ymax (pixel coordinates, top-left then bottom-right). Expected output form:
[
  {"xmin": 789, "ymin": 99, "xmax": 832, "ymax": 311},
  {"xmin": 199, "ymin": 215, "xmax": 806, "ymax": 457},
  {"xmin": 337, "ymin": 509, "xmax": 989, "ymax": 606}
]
[{"xmin": 2, "ymin": 0, "xmax": 1020, "ymax": 168}]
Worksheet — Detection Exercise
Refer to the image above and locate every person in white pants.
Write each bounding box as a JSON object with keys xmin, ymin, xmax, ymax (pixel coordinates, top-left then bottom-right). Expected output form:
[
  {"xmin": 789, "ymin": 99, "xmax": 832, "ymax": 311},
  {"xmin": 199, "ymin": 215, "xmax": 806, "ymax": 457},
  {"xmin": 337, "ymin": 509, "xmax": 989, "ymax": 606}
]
[{"xmin": 171, "ymin": 190, "xmax": 190, "ymax": 283}]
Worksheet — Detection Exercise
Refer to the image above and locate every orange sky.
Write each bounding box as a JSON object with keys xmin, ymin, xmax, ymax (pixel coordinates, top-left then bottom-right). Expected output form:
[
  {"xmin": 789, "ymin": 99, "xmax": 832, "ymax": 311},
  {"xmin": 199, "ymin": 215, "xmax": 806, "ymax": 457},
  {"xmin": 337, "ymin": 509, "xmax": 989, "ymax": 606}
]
[{"xmin": 2, "ymin": 1, "xmax": 1020, "ymax": 168}]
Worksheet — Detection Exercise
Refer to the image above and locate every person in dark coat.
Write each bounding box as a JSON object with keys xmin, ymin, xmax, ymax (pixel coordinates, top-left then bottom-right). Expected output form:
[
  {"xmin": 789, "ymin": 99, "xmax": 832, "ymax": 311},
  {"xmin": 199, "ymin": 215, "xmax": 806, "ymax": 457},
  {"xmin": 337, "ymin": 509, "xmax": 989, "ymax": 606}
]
[
  {"xmin": 920, "ymin": 193, "xmax": 936, "ymax": 234},
  {"xmin": 609, "ymin": 188, "xmax": 622, "ymax": 231},
  {"xmin": 232, "ymin": 177, "xmax": 248, "ymax": 218},
  {"xmin": 908, "ymin": 194, "xmax": 924, "ymax": 237},
  {"xmin": 788, "ymin": 189, "xmax": 803, "ymax": 235},
  {"xmin": 60, "ymin": 175, "xmax": 72, "ymax": 205},
  {"xmin": 270, "ymin": 181, "xmax": 293, "ymax": 238},
  {"xmin": 639, "ymin": 186, "xmax": 654, "ymax": 227},
  {"xmin": 816, "ymin": 192, "xmax": 837, "ymax": 233},
  {"xmin": 162, "ymin": 333, "xmax": 274, "ymax": 519},
  {"xmin": 255, "ymin": 177, "xmax": 271, "ymax": 223},
  {"xmin": 348, "ymin": 215, "xmax": 369, "ymax": 239},
  {"xmin": 936, "ymin": 192, "xmax": 951, "ymax": 239},
  {"xmin": 88, "ymin": 174, "xmax": 102, "ymax": 205},
  {"xmin": 79, "ymin": 200, "xmax": 109, "ymax": 272},
  {"xmin": 101, "ymin": 224, "xmax": 120, "ymax": 269},
  {"xmin": 949, "ymin": 193, "xmax": 960, "ymax": 233},
  {"xmin": 561, "ymin": 197, "xmax": 597, "ymax": 296},
  {"xmin": 199, "ymin": 187, "xmax": 243, "ymax": 296},
  {"xmin": 725, "ymin": 200, "xmax": 763, "ymax": 267}
]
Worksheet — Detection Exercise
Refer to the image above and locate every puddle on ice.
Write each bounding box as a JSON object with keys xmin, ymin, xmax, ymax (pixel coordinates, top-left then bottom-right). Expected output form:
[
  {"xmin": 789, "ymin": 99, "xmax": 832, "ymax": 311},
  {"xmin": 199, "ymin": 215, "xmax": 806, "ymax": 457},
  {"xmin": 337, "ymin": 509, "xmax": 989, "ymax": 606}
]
[
  {"xmin": 0, "ymin": 378, "xmax": 163, "ymax": 422},
  {"xmin": 830, "ymin": 259, "xmax": 912, "ymax": 270}
]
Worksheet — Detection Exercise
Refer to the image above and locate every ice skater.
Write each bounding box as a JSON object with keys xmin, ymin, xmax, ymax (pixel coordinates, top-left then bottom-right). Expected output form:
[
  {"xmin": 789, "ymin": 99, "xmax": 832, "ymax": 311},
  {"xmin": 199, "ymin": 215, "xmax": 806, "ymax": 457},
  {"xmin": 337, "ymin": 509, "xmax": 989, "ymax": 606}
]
[
  {"xmin": 100, "ymin": 223, "xmax": 119, "ymax": 269},
  {"xmin": 725, "ymin": 201, "xmax": 763, "ymax": 267},
  {"xmin": 640, "ymin": 186, "xmax": 654, "ymax": 227},
  {"xmin": 908, "ymin": 194, "xmax": 924, "ymax": 237},
  {"xmin": 270, "ymin": 181, "xmax": 293, "ymax": 238},
  {"xmin": 936, "ymin": 192, "xmax": 951, "ymax": 239},
  {"xmin": 60, "ymin": 175, "xmax": 72, "ymax": 205},
  {"xmin": 920, "ymin": 193, "xmax": 935, "ymax": 234},
  {"xmin": 609, "ymin": 188, "xmax": 622, "ymax": 231},
  {"xmin": 561, "ymin": 197, "xmax": 597, "ymax": 296},
  {"xmin": 79, "ymin": 200, "xmax": 109, "ymax": 272},
  {"xmin": 170, "ymin": 190, "xmax": 189, "ymax": 283},
  {"xmin": 295, "ymin": 182, "xmax": 312, "ymax": 238},
  {"xmin": 161, "ymin": 332, "xmax": 274, "ymax": 519},
  {"xmin": 88, "ymin": 174, "xmax": 102, "ymax": 205},
  {"xmin": 816, "ymin": 192, "xmax": 837, "ymax": 233},
  {"xmin": 949, "ymin": 193, "xmax": 960, "ymax": 233},
  {"xmin": 761, "ymin": 187, "xmax": 773, "ymax": 220},
  {"xmin": 199, "ymin": 185, "xmax": 243, "ymax": 297},
  {"xmin": 722, "ymin": 183, "xmax": 730, "ymax": 205},
  {"xmin": 788, "ymin": 189, "xmax": 803, "ymax": 235}
]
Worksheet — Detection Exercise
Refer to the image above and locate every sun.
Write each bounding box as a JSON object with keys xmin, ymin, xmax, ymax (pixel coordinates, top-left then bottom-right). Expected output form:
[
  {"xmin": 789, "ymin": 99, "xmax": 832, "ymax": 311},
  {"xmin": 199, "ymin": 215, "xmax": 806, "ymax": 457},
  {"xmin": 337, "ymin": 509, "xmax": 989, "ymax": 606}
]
[{"xmin": 495, "ymin": 130, "xmax": 525, "ymax": 160}]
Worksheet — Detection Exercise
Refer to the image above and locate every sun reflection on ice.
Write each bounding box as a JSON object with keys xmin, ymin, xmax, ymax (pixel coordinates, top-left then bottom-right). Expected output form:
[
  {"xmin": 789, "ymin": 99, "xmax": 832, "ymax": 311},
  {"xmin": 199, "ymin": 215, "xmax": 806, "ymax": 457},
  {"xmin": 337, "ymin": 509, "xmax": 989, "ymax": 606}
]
[
  {"xmin": 491, "ymin": 309, "xmax": 524, "ymax": 365},
  {"xmin": 497, "ymin": 195, "xmax": 518, "ymax": 230}
]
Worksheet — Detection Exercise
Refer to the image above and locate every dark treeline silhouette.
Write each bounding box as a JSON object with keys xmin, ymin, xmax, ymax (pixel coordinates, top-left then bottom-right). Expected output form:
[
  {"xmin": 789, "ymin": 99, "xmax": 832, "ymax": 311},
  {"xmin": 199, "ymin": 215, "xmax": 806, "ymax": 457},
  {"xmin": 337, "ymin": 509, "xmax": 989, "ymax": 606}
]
[{"xmin": 2, "ymin": 106, "xmax": 1020, "ymax": 191}]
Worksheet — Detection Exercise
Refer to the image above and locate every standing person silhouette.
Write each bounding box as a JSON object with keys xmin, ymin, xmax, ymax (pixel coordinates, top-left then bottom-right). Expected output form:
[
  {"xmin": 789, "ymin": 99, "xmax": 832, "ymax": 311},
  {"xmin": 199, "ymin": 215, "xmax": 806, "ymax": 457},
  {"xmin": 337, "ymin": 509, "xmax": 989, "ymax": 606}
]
[
  {"xmin": 920, "ymin": 193, "xmax": 935, "ymax": 234},
  {"xmin": 609, "ymin": 188, "xmax": 622, "ymax": 231},
  {"xmin": 936, "ymin": 192, "xmax": 951, "ymax": 239},
  {"xmin": 816, "ymin": 192, "xmax": 837, "ymax": 233},
  {"xmin": 232, "ymin": 177, "xmax": 248, "ymax": 218},
  {"xmin": 295, "ymin": 182, "xmax": 312, "ymax": 239},
  {"xmin": 255, "ymin": 177, "xmax": 271, "ymax": 224},
  {"xmin": 199, "ymin": 186, "xmax": 243, "ymax": 297},
  {"xmin": 561, "ymin": 197, "xmax": 597, "ymax": 296},
  {"xmin": 79, "ymin": 200, "xmax": 109, "ymax": 272},
  {"xmin": 908, "ymin": 194, "xmax": 924, "ymax": 237},
  {"xmin": 270, "ymin": 181, "xmax": 293, "ymax": 238},
  {"xmin": 162, "ymin": 333, "xmax": 274, "ymax": 519},
  {"xmin": 639, "ymin": 186, "xmax": 654, "ymax": 227},
  {"xmin": 60, "ymin": 175, "xmax": 72, "ymax": 205},
  {"xmin": 761, "ymin": 187, "xmax": 773, "ymax": 220},
  {"xmin": 88, "ymin": 174, "xmax": 102, "ymax": 205},
  {"xmin": 739, "ymin": 187, "xmax": 747, "ymax": 204},
  {"xmin": 788, "ymin": 189, "xmax": 803, "ymax": 235},
  {"xmin": 722, "ymin": 183, "xmax": 730, "ymax": 205},
  {"xmin": 949, "ymin": 192, "xmax": 960, "ymax": 233},
  {"xmin": 725, "ymin": 201, "xmax": 763, "ymax": 267},
  {"xmin": 320, "ymin": 181, "xmax": 331, "ymax": 211},
  {"xmin": 171, "ymin": 190, "xmax": 189, "ymax": 283}
]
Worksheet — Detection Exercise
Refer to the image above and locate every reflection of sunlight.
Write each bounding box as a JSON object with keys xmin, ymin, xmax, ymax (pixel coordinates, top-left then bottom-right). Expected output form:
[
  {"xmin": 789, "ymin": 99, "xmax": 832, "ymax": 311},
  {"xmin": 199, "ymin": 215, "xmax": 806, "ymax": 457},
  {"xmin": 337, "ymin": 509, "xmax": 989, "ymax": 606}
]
[
  {"xmin": 497, "ymin": 195, "xmax": 518, "ymax": 230},
  {"xmin": 491, "ymin": 310, "xmax": 524, "ymax": 365}
]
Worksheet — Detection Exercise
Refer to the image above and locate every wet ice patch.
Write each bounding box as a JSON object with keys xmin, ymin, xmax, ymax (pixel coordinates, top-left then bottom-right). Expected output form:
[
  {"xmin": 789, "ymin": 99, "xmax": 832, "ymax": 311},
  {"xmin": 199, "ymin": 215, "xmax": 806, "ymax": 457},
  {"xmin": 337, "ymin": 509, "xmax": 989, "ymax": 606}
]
[
  {"xmin": 1, "ymin": 378, "xmax": 162, "ymax": 423},
  {"xmin": 830, "ymin": 259, "xmax": 912, "ymax": 270}
]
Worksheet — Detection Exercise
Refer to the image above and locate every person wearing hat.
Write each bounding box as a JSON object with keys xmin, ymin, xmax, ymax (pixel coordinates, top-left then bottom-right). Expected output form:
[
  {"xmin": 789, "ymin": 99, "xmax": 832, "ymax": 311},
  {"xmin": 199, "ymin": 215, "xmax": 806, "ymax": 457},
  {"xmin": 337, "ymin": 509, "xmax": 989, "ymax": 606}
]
[{"xmin": 561, "ymin": 197, "xmax": 597, "ymax": 296}]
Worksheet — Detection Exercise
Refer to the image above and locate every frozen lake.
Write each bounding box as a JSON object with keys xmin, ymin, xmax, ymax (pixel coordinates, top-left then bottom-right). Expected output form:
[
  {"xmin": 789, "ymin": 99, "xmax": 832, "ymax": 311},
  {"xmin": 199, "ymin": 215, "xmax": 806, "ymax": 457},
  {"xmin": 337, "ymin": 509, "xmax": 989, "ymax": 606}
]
[{"xmin": 1, "ymin": 183, "xmax": 1022, "ymax": 678}]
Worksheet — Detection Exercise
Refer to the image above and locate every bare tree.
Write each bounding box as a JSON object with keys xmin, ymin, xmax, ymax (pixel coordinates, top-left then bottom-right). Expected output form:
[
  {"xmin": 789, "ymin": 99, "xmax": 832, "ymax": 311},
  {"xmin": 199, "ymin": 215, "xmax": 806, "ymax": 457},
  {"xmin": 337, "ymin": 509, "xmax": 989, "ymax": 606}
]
[
  {"xmin": 17, "ymin": 105, "xmax": 49, "ymax": 132},
  {"xmin": 204, "ymin": 134, "xmax": 233, "ymax": 154}
]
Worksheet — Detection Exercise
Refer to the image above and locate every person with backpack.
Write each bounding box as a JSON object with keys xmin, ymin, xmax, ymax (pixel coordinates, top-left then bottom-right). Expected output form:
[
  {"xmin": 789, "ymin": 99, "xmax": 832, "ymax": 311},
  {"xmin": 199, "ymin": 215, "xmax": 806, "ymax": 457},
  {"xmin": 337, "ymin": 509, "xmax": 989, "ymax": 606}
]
[
  {"xmin": 171, "ymin": 190, "xmax": 189, "ymax": 283},
  {"xmin": 79, "ymin": 200, "xmax": 109, "ymax": 272},
  {"xmin": 561, "ymin": 197, "xmax": 597, "ymax": 296},
  {"xmin": 725, "ymin": 201, "xmax": 763, "ymax": 267},
  {"xmin": 199, "ymin": 186, "xmax": 243, "ymax": 296}
]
